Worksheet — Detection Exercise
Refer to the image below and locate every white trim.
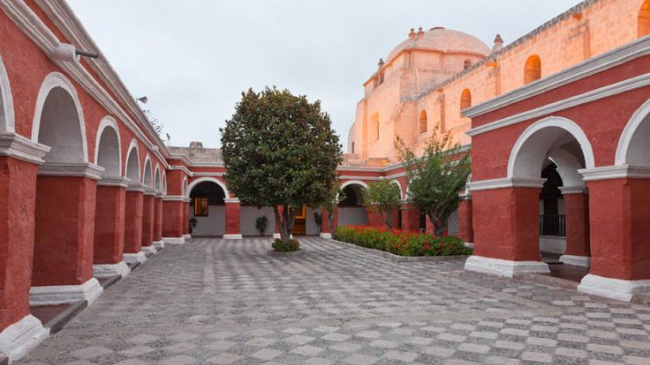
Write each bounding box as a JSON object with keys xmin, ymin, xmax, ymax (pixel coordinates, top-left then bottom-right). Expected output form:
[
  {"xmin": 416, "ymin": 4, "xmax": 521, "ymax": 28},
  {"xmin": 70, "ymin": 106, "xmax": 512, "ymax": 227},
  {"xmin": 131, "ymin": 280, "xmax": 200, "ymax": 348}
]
[
  {"xmin": 163, "ymin": 236, "xmax": 185, "ymax": 245},
  {"xmin": 223, "ymin": 234, "xmax": 243, "ymax": 240},
  {"xmin": 0, "ymin": 314, "xmax": 48, "ymax": 363},
  {"xmin": 31, "ymin": 72, "xmax": 89, "ymax": 162},
  {"xmin": 183, "ymin": 177, "xmax": 188, "ymax": 196},
  {"xmin": 340, "ymin": 180, "xmax": 369, "ymax": 190},
  {"xmin": 579, "ymin": 165, "xmax": 650, "ymax": 181},
  {"xmin": 98, "ymin": 176, "xmax": 130, "ymax": 188},
  {"xmin": 464, "ymin": 256, "xmax": 550, "ymax": 277},
  {"xmin": 153, "ymin": 240, "xmax": 165, "ymax": 249},
  {"xmin": 559, "ymin": 186, "xmax": 587, "ymax": 195},
  {"xmin": 142, "ymin": 153, "xmax": 153, "ymax": 187},
  {"xmin": 468, "ymin": 177, "xmax": 546, "ymax": 192},
  {"xmin": 162, "ymin": 173, "xmax": 167, "ymax": 195},
  {"xmin": 170, "ymin": 165, "xmax": 193, "ymax": 176},
  {"xmin": 0, "ymin": 54, "xmax": 15, "ymax": 134},
  {"xmin": 191, "ymin": 171, "xmax": 226, "ymax": 177},
  {"xmin": 384, "ymin": 172, "xmax": 407, "ymax": 180},
  {"xmin": 94, "ymin": 116, "xmax": 122, "ymax": 176},
  {"xmin": 29, "ymin": 278, "xmax": 103, "ymax": 306},
  {"xmin": 559, "ymin": 255, "xmax": 591, "ymax": 267},
  {"xmin": 338, "ymin": 175, "xmax": 380, "ymax": 181},
  {"xmin": 93, "ymin": 261, "xmax": 130, "ymax": 278},
  {"xmin": 578, "ymin": 274, "xmax": 650, "ymax": 302},
  {"xmin": 616, "ymin": 98, "xmax": 650, "ymax": 166},
  {"xmin": 123, "ymin": 251, "xmax": 147, "ymax": 264},
  {"xmin": 154, "ymin": 165, "xmax": 161, "ymax": 191},
  {"xmin": 124, "ymin": 139, "xmax": 141, "ymax": 181},
  {"xmin": 38, "ymin": 162, "xmax": 104, "ymax": 180},
  {"xmin": 141, "ymin": 245, "xmax": 157, "ymax": 255},
  {"xmin": 319, "ymin": 233, "xmax": 332, "ymax": 239},
  {"xmin": 224, "ymin": 198, "xmax": 240, "ymax": 204},
  {"xmin": 183, "ymin": 234, "xmax": 192, "ymax": 240},
  {"xmin": 126, "ymin": 183, "xmax": 146, "ymax": 193},
  {"xmin": 186, "ymin": 177, "xmax": 230, "ymax": 199},
  {"xmin": 390, "ymin": 179, "xmax": 404, "ymax": 200},
  {"xmin": 164, "ymin": 195, "xmax": 190, "ymax": 202},
  {"xmin": 0, "ymin": 133, "xmax": 50, "ymax": 165}
]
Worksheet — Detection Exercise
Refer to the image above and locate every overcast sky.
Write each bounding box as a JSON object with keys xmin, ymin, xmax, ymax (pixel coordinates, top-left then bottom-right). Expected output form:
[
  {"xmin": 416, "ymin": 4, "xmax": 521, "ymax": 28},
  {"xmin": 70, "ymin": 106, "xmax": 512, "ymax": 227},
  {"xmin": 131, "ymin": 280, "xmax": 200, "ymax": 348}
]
[{"xmin": 67, "ymin": 0, "xmax": 582, "ymax": 150}]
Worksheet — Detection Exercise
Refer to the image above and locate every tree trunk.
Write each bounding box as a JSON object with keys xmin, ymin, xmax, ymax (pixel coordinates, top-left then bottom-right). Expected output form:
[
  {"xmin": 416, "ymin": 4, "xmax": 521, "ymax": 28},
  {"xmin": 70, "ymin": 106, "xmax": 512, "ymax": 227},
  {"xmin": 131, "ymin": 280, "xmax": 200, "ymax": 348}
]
[
  {"xmin": 327, "ymin": 209, "xmax": 335, "ymax": 234},
  {"xmin": 429, "ymin": 215, "xmax": 446, "ymax": 237},
  {"xmin": 384, "ymin": 209, "xmax": 393, "ymax": 229}
]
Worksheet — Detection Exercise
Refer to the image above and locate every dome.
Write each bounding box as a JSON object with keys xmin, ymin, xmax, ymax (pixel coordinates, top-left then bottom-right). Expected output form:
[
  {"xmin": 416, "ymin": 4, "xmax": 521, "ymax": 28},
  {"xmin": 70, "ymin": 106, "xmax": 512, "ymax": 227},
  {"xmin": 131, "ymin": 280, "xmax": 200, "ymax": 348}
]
[{"xmin": 386, "ymin": 27, "xmax": 491, "ymax": 63}]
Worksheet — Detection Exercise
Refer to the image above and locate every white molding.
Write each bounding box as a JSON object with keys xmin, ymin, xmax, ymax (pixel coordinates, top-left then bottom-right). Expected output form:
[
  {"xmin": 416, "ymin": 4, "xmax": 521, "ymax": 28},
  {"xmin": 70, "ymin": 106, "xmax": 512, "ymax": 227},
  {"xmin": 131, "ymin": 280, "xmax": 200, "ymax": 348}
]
[
  {"xmin": 142, "ymin": 153, "xmax": 153, "ymax": 187},
  {"xmin": 186, "ymin": 177, "xmax": 229, "ymax": 199},
  {"xmin": 93, "ymin": 261, "xmax": 130, "ymax": 278},
  {"xmin": 141, "ymin": 245, "xmax": 157, "ymax": 255},
  {"xmin": 0, "ymin": 314, "xmax": 48, "ymax": 363},
  {"xmin": 191, "ymin": 172, "xmax": 226, "ymax": 177},
  {"xmin": 94, "ymin": 116, "xmax": 122, "ymax": 175},
  {"xmin": 30, "ymin": 278, "xmax": 103, "ymax": 306},
  {"xmin": 126, "ymin": 183, "xmax": 146, "ymax": 193},
  {"xmin": 97, "ymin": 176, "xmax": 130, "ymax": 188},
  {"xmin": 143, "ymin": 188, "xmax": 157, "ymax": 196},
  {"xmin": 465, "ymin": 36, "xmax": 650, "ymax": 119},
  {"xmin": 0, "ymin": 133, "xmax": 50, "ymax": 165},
  {"xmin": 384, "ymin": 172, "xmax": 407, "ymax": 180},
  {"xmin": 578, "ymin": 274, "xmax": 650, "ymax": 302},
  {"xmin": 464, "ymin": 256, "xmax": 550, "ymax": 277},
  {"xmin": 38, "ymin": 162, "xmax": 104, "ymax": 180},
  {"xmin": 124, "ymin": 139, "xmax": 141, "ymax": 181},
  {"xmin": 123, "ymin": 251, "xmax": 147, "ymax": 264},
  {"xmin": 224, "ymin": 198, "xmax": 240, "ymax": 204},
  {"xmin": 579, "ymin": 165, "xmax": 650, "ymax": 181},
  {"xmin": 340, "ymin": 180, "xmax": 369, "ymax": 190},
  {"xmin": 559, "ymin": 255, "xmax": 591, "ymax": 267},
  {"xmin": 338, "ymin": 175, "xmax": 380, "ymax": 181},
  {"xmin": 468, "ymin": 177, "xmax": 546, "ymax": 192},
  {"xmin": 559, "ymin": 186, "xmax": 587, "ymax": 195},
  {"xmin": 163, "ymin": 236, "xmax": 185, "ymax": 245},
  {"xmin": 170, "ymin": 165, "xmax": 193, "ymax": 177},
  {"xmin": 223, "ymin": 234, "xmax": 243, "ymax": 240},
  {"xmin": 0, "ymin": 54, "xmax": 16, "ymax": 134},
  {"xmin": 153, "ymin": 240, "xmax": 165, "ymax": 249},
  {"xmin": 616, "ymin": 99, "xmax": 650, "ymax": 166},
  {"xmin": 273, "ymin": 233, "xmax": 281, "ymax": 239},
  {"xmin": 183, "ymin": 234, "xmax": 192, "ymax": 240},
  {"xmin": 319, "ymin": 233, "xmax": 332, "ymax": 239},
  {"xmin": 164, "ymin": 195, "xmax": 190, "ymax": 202},
  {"xmin": 467, "ymin": 73, "xmax": 650, "ymax": 138}
]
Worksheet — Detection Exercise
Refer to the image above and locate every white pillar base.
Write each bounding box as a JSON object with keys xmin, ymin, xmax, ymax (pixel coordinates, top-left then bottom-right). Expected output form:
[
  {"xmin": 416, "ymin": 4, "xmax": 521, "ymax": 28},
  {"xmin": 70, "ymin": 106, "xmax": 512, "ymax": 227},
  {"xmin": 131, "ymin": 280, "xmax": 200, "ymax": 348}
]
[
  {"xmin": 464, "ymin": 242, "xmax": 474, "ymax": 249},
  {"xmin": 273, "ymin": 233, "xmax": 294, "ymax": 239},
  {"xmin": 319, "ymin": 233, "xmax": 332, "ymax": 239},
  {"xmin": 578, "ymin": 274, "xmax": 650, "ymax": 302},
  {"xmin": 464, "ymin": 255, "xmax": 551, "ymax": 278},
  {"xmin": 141, "ymin": 245, "xmax": 158, "ymax": 255},
  {"xmin": 183, "ymin": 234, "xmax": 192, "ymax": 240},
  {"xmin": 30, "ymin": 278, "xmax": 103, "ymax": 306},
  {"xmin": 123, "ymin": 251, "xmax": 147, "ymax": 264},
  {"xmin": 93, "ymin": 261, "xmax": 130, "ymax": 279},
  {"xmin": 223, "ymin": 234, "xmax": 243, "ymax": 239},
  {"xmin": 153, "ymin": 240, "xmax": 165, "ymax": 249},
  {"xmin": 0, "ymin": 314, "xmax": 49, "ymax": 363},
  {"xmin": 163, "ymin": 236, "xmax": 185, "ymax": 245},
  {"xmin": 560, "ymin": 254, "xmax": 591, "ymax": 267}
]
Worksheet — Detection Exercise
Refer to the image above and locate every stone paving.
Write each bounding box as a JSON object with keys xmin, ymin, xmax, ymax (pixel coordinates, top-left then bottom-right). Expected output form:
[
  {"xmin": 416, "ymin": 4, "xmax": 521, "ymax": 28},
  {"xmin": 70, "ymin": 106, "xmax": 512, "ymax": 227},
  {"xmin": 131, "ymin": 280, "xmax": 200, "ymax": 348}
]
[{"xmin": 17, "ymin": 237, "xmax": 650, "ymax": 365}]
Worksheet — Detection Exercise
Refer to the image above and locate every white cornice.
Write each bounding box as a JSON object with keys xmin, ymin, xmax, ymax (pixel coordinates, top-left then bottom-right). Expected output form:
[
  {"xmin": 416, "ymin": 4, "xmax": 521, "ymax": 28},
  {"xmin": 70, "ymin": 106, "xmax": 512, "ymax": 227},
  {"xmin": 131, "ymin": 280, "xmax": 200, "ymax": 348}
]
[
  {"xmin": 579, "ymin": 165, "xmax": 650, "ymax": 181},
  {"xmin": 465, "ymin": 36, "xmax": 650, "ymax": 119},
  {"xmin": 468, "ymin": 177, "xmax": 546, "ymax": 192},
  {"xmin": 338, "ymin": 175, "xmax": 380, "ymax": 181},
  {"xmin": 164, "ymin": 195, "xmax": 190, "ymax": 202},
  {"xmin": 0, "ymin": 133, "xmax": 50, "ymax": 165},
  {"xmin": 192, "ymin": 172, "xmax": 226, "ymax": 177},
  {"xmin": 190, "ymin": 162, "xmax": 225, "ymax": 168},
  {"xmin": 126, "ymin": 183, "xmax": 146, "ymax": 193},
  {"xmin": 224, "ymin": 198, "xmax": 240, "ymax": 204},
  {"xmin": 97, "ymin": 176, "xmax": 129, "ymax": 188},
  {"xmin": 169, "ymin": 165, "xmax": 193, "ymax": 176},
  {"xmin": 559, "ymin": 186, "xmax": 587, "ymax": 195},
  {"xmin": 38, "ymin": 162, "xmax": 104, "ymax": 180}
]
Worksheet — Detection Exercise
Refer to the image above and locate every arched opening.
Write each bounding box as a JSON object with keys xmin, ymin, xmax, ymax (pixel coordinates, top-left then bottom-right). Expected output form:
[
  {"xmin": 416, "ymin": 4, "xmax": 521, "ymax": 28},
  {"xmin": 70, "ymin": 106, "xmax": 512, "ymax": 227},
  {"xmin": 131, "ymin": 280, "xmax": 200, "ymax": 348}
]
[
  {"xmin": 142, "ymin": 156, "xmax": 153, "ymax": 188},
  {"xmin": 419, "ymin": 110, "xmax": 428, "ymax": 134},
  {"xmin": 162, "ymin": 174, "xmax": 167, "ymax": 195},
  {"xmin": 125, "ymin": 142, "xmax": 141, "ymax": 183},
  {"xmin": 463, "ymin": 60, "xmax": 472, "ymax": 70},
  {"xmin": 95, "ymin": 119, "xmax": 121, "ymax": 177},
  {"xmin": 509, "ymin": 117, "xmax": 594, "ymax": 280},
  {"xmin": 189, "ymin": 181, "xmax": 226, "ymax": 236},
  {"xmin": 524, "ymin": 55, "xmax": 542, "ymax": 85},
  {"xmin": 0, "ymin": 54, "xmax": 15, "ymax": 134},
  {"xmin": 640, "ymin": 0, "xmax": 650, "ymax": 38},
  {"xmin": 35, "ymin": 87, "xmax": 86, "ymax": 163},
  {"xmin": 617, "ymin": 100, "xmax": 650, "ymax": 166},
  {"xmin": 154, "ymin": 168, "xmax": 161, "ymax": 192},
  {"xmin": 338, "ymin": 182, "xmax": 368, "ymax": 226},
  {"xmin": 460, "ymin": 89, "xmax": 472, "ymax": 114}
]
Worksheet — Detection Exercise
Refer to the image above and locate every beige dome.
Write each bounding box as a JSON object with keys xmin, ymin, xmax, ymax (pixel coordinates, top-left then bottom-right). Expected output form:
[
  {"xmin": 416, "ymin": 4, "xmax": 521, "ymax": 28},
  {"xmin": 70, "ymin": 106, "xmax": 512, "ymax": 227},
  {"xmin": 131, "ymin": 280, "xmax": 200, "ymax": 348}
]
[{"xmin": 386, "ymin": 27, "xmax": 490, "ymax": 63}]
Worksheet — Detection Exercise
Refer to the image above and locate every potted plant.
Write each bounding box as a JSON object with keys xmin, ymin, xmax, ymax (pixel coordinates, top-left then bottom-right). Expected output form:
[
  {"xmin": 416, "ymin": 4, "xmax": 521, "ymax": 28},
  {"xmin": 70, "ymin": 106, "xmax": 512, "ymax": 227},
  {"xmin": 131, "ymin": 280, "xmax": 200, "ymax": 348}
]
[{"xmin": 256, "ymin": 216, "xmax": 268, "ymax": 236}]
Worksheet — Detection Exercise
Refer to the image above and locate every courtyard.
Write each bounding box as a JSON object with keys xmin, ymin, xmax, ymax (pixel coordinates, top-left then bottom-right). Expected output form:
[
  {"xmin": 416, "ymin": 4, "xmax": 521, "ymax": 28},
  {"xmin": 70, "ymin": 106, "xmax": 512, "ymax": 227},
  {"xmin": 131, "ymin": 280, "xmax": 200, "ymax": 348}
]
[{"xmin": 16, "ymin": 238, "xmax": 650, "ymax": 365}]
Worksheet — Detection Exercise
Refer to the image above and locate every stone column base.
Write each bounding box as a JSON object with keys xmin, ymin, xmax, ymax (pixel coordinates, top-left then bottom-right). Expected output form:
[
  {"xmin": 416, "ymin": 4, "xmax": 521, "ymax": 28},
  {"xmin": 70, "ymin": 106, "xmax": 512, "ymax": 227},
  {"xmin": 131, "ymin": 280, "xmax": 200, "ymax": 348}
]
[
  {"xmin": 559, "ymin": 254, "xmax": 591, "ymax": 267},
  {"xmin": 93, "ymin": 261, "xmax": 130, "ymax": 278},
  {"xmin": 183, "ymin": 234, "xmax": 192, "ymax": 240},
  {"xmin": 578, "ymin": 274, "xmax": 650, "ymax": 302},
  {"xmin": 0, "ymin": 315, "xmax": 49, "ymax": 363},
  {"xmin": 30, "ymin": 278, "xmax": 103, "ymax": 306},
  {"xmin": 163, "ymin": 236, "xmax": 185, "ymax": 245},
  {"xmin": 464, "ymin": 256, "xmax": 551, "ymax": 278},
  {"xmin": 153, "ymin": 240, "xmax": 165, "ymax": 249},
  {"xmin": 141, "ymin": 245, "xmax": 158, "ymax": 255},
  {"xmin": 123, "ymin": 251, "xmax": 147, "ymax": 264},
  {"xmin": 273, "ymin": 233, "xmax": 294, "ymax": 239},
  {"xmin": 464, "ymin": 242, "xmax": 475, "ymax": 249},
  {"xmin": 319, "ymin": 233, "xmax": 332, "ymax": 239},
  {"xmin": 223, "ymin": 234, "xmax": 243, "ymax": 239}
]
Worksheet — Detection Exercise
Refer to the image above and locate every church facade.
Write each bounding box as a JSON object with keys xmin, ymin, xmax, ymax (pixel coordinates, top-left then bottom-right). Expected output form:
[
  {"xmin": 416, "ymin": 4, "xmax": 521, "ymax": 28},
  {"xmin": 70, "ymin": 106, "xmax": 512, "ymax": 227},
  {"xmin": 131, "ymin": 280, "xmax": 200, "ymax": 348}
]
[{"xmin": 0, "ymin": 0, "xmax": 649, "ymax": 362}]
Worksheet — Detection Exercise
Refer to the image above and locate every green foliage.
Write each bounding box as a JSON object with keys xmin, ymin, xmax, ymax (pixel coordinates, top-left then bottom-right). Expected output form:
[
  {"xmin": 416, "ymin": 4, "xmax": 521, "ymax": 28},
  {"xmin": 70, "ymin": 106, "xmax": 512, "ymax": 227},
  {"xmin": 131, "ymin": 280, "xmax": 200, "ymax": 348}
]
[
  {"xmin": 220, "ymin": 87, "xmax": 342, "ymax": 243},
  {"xmin": 255, "ymin": 216, "xmax": 268, "ymax": 236},
  {"xmin": 272, "ymin": 238, "xmax": 301, "ymax": 252},
  {"xmin": 334, "ymin": 226, "xmax": 472, "ymax": 257},
  {"xmin": 361, "ymin": 179, "xmax": 402, "ymax": 228},
  {"xmin": 320, "ymin": 185, "xmax": 346, "ymax": 233},
  {"xmin": 395, "ymin": 128, "xmax": 471, "ymax": 236}
]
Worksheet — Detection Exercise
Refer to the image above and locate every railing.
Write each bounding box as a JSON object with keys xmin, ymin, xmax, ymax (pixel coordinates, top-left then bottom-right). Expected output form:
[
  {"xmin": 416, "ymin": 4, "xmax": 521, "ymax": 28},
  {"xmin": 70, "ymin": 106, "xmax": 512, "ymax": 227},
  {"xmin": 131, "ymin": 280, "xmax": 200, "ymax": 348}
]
[{"xmin": 539, "ymin": 215, "xmax": 566, "ymax": 237}]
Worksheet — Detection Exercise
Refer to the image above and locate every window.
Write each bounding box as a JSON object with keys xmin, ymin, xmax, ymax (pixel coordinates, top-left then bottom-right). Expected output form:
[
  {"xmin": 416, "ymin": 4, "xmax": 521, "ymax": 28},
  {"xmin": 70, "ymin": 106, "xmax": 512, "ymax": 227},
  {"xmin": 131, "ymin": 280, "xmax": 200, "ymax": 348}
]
[
  {"xmin": 524, "ymin": 55, "xmax": 542, "ymax": 84},
  {"xmin": 351, "ymin": 142, "xmax": 355, "ymax": 154},
  {"xmin": 640, "ymin": 0, "xmax": 650, "ymax": 38},
  {"xmin": 419, "ymin": 110, "xmax": 428, "ymax": 134},
  {"xmin": 371, "ymin": 113, "xmax": 380, "ymax": 141},
  {"xmin": 460, "ymin": 89, "xmax": 472, "ymax": 114},
  {"xmin": 463, "ymin": 60, "xmax": 472, "ymax": 70},
  {"xmin": 194, "ymin": 197, "xmax": 209, "ymax": 217}
]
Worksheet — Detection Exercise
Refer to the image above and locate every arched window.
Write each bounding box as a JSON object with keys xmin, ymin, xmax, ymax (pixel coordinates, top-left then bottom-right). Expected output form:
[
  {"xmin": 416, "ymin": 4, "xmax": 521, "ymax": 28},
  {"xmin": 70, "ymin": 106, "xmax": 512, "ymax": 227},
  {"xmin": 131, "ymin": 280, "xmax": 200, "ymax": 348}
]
[
  {"xmin": 371, "ymin": 113, "xmax": 379, "ymax": 141},
  {"xmin": 419, "ymin": 110, "xmax": 428, "ymax": 134},
  {"xmin": 524, "ymin": 55, "xmax": 542, "ymax": 84},
  {"xmin": 463, "ymin": 60, "xmax": 472, "ymax": 70},
  {"xmin": 460, "ymin": 89, "xmax": 472, "ymax": 114},
  {"xmin": 640, "ymin": 0, "xmax": 650, "ymax": 38}
]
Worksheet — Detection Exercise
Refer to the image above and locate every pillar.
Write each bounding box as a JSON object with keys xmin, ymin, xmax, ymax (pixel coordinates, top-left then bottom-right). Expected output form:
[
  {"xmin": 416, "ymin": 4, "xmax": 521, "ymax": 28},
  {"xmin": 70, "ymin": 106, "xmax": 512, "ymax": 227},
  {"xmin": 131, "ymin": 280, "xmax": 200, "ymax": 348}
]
[
  {"xmin": 0, "ymin": 136, "xmax": 49, "ymax": 361},
  {"xmin": 464, "ymin": 183, "xmax": 550, "ymax": 277},
  {"xmin": 457, "ymin": 198, "xmax": 474, "ymax": 244},
  {"xmin": 162, "ymin": 196, "xmax": 186, "ymax": 244},
  {"xmin": 182, "ymin": 200, "xmax": 190, "ymax": 239},
  {"xmin": 31, "ymin": 163, "xmax": 104, "ymax": 306},
  {"xmin": 152, "ymin": 193, "xmax": 164, "ymax": 248},
  {"xmin": 367, "ymin": 210, "xmax": 385, "ymax": 228},
  {"xmin": 578, "ymin": 176, "xmax": 650, "ymax": 301},
  {"xmin": 123, "ymin": 184, "xmax": 146, "ymax": 264},
  {"xmin": 93, "ymin": 177, "xmax": 129, "ymax": 278},
  {"xmin": 224, "ymin": 199, "xmax": 242, "ymax": 239},
  {"xmin": 400, "ymin": 204, "xmax": 421, "ymax": 233},
  {"xmin": 559, "ymin": 187, "xmax": 590, "ymax": 267},
  {"xmin": 320, "ymin": 209, "xmax": 332, "ymax": 239},
  {"xmin": 141, "ymin": 189, "xmax": 156, "ymax": 254}
]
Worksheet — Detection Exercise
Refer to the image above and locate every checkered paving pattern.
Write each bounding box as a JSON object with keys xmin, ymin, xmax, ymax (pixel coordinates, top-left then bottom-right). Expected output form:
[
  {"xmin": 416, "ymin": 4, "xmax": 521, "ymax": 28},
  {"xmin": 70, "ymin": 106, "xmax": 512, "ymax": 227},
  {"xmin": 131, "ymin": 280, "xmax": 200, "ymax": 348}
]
[{"xmin": 17, "ymin": 238, "xmax": 650, "ymax": 365}]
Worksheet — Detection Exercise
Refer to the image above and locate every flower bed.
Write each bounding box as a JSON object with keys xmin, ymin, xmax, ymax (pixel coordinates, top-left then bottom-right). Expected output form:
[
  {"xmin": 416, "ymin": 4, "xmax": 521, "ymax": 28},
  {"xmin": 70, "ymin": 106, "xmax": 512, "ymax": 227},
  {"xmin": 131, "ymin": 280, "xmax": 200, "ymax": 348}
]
[{"xmin": 334, "ymin": 226, "xmax": 472, "ymax": 257}]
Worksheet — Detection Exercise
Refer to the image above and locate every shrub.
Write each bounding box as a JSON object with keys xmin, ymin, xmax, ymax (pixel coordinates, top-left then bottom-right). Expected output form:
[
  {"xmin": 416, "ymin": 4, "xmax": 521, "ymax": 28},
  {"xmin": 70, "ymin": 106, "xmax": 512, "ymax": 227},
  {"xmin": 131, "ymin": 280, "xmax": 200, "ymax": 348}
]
[
  {"xmin": 272, "ymin": 238, "xmax": 301, "ymax": 252},
  {"xmin": 334, "ymin": 226, "xmax": 472, "ymax": 257}
]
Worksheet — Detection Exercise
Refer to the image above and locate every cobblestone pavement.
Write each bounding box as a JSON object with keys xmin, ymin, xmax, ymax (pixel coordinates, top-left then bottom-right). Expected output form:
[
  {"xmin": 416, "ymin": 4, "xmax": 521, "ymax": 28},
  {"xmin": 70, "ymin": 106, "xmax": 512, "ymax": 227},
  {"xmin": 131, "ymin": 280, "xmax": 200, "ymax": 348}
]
[{"xmin": 18, "ymin": 238, "xmax": 650, "ymax": 365}]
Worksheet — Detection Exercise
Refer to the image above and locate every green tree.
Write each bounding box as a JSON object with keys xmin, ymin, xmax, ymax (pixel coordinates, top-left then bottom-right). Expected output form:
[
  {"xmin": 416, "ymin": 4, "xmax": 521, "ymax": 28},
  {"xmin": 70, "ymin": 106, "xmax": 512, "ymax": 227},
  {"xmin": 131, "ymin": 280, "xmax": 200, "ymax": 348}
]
[
  {"xmin": 396, "ymin": 129, "xmax": 471, "ymax": 237},
  {"xmin": 361, "ymin": 179, "xmax": 402, "ymax": 229},
  {"xmin": 220, "ymin": 87, "xmax": 342, "ymax": 244},
  {"xmin": 321, "ymin": 185, "xmax": 346, "ymax": 234}
]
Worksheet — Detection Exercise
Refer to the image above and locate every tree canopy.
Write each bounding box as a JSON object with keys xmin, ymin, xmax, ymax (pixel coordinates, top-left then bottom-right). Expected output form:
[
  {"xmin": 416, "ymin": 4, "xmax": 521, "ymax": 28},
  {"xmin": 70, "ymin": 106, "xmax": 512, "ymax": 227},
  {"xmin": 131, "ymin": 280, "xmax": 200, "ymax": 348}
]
[{"xmin": 362, "ymin": 179, "xmax": 402, "ymax": 229}]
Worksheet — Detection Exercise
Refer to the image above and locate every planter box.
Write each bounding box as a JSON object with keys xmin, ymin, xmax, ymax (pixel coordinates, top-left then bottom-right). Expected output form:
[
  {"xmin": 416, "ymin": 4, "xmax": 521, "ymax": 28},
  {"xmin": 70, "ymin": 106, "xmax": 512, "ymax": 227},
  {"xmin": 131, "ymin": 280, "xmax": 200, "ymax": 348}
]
[{"xmin": 330, "ymin": 238, "xmax": 469, "ymax": 263}]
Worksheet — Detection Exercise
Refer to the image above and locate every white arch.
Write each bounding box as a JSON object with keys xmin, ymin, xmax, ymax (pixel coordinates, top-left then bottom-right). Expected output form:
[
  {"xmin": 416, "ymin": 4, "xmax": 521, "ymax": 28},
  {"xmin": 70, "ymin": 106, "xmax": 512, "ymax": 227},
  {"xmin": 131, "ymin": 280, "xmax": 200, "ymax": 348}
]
[
  {"xmin": 31, "ymin": 72, "xmax": 88, "ymax": 162},
  {"xmin": 390, "ymin": 179, "xmax": 404, "ymax": 200},
  {"xmin": 183, "ymin": 177, "xmax": 188, "ymax": 196},
  {"xmin": 340, "ymin": 180, "xmax": 369, "ymax": 190},
  {"xmin": 154, "ymin": 165, "xmax": 161, "ymax": 191},
  {"xmin": 615, "ymin": 99, "xmax": 650, "ymax": 166},
  {"xmin": 124, "ymin": 139, "xmax": 141, "ymax": 182},
  {"xmin": 142, "ymin": 154, "xmax": 153, "ymax": 187},
  {"xmin": 0, "ymin": 54, "xmax": 15, "ymax": 134},
  {"xmin": 548, "ymin": 148, "xmax": 586, "ymax": 188},
  {"xmin": 94, "ymin": 116, "xmax": 122, "ymax": 177},
  {"xmin": 162, "ymin": 173, "xmax": 167, "ymax": 195},
  {"xmin": 186, "ymin": 177, "xmax": 229, "ymax": 199},
  {"xmin": 508, "ymin": 116, "xmax": 595, "ymax": 179}
]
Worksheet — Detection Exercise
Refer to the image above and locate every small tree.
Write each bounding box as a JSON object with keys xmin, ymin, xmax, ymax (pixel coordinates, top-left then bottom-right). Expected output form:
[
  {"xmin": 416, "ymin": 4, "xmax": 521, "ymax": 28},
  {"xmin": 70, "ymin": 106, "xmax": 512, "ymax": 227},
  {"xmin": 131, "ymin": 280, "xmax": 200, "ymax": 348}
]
[
  {"xmin": 361, "ymin": 179, "xmax": 402, "ymax": 229},
  {"xmin": 395, "ymin": 128, "xmax": 471, "ymax": 236},
  {"xmin": 220, "ymin": 87, "xmax": 342, "ymax": 245},
  {"xmin": 320, "ymin": 185, "xmax": 346, "ymax": 234}
]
